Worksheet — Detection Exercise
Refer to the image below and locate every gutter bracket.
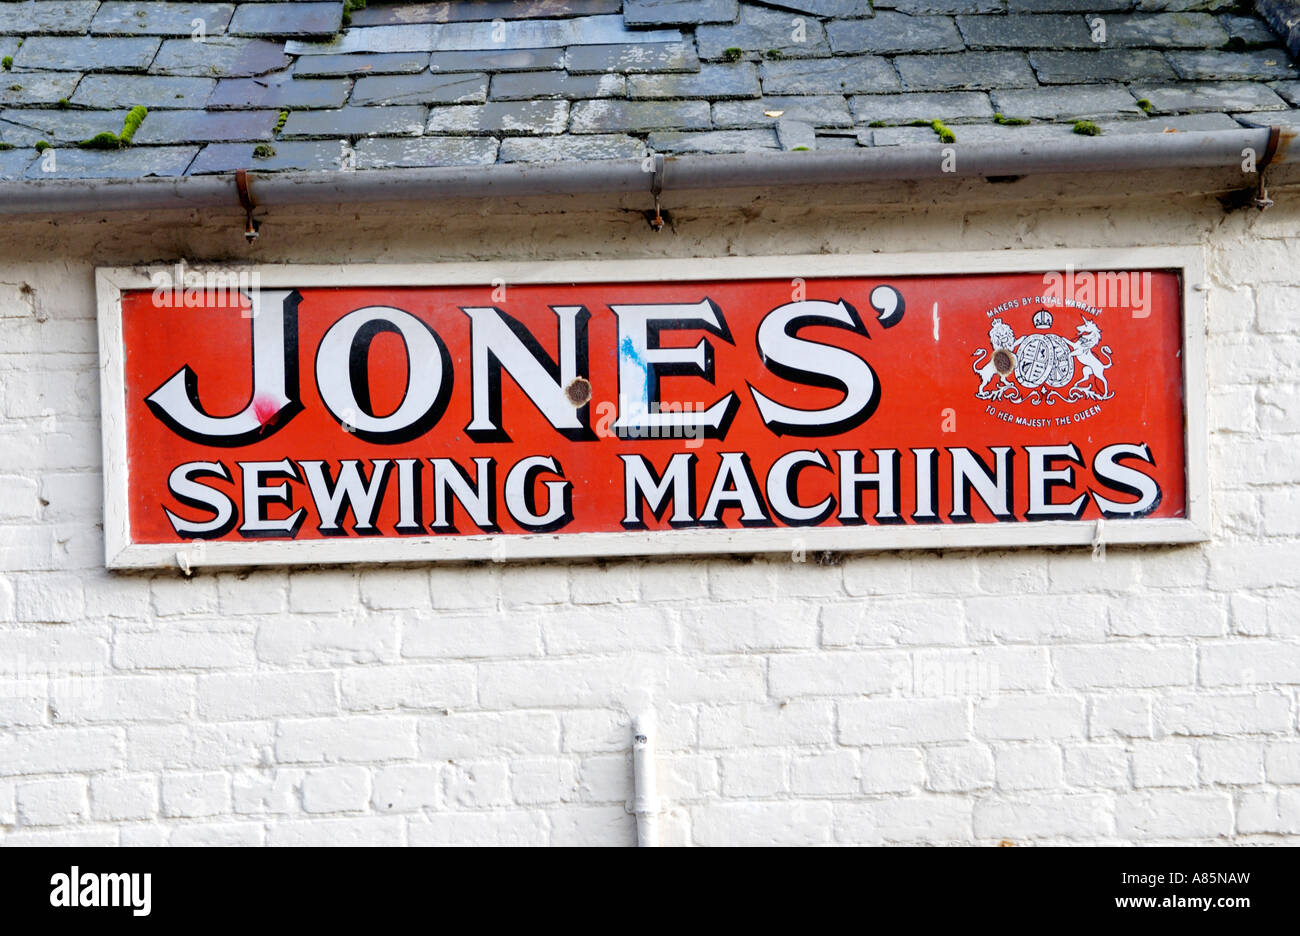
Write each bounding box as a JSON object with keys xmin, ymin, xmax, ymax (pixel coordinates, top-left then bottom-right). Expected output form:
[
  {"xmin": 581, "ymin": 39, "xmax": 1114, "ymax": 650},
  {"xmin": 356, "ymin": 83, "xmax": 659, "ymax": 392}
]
[
  {"xmin": 235, "ymin": 168, "xmax": 260, "ymax": 242},
  {"xmin": 646, "ymin": 153, "xmax": 665, "ymax": 232},
  {"xmin": 1254, "ymin": 125, "xmax": 1281, "ymax": 211}
]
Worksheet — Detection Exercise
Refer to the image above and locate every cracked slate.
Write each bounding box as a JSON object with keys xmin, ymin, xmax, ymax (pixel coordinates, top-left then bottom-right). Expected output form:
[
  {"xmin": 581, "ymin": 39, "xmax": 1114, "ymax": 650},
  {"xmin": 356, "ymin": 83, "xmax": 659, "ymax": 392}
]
[
  {"xmin": 90, "ymin": 3, "xmax": 237, "ymax": 37},
  {"xmin": 22, "ymin": 144, "xmax": 198, "ymax": 178},
  {"xmin": 1028, "ymin": 50, "xmax": 1178, "ymax": 84},
  {"xmin": 209, "ymin": 77, "xmax": 352, "ymax": 109},
  {"xmin": 498, "ymin": 133, "xmax": 645, "ymax": 161},
  {"xmin": 70, "ymin": 75, "xmax": 218, "ymax": 109},
  {"xmin": 188, "ymin": 139, "xmax": 346, "ymax": 173},
  {"xmin": 628, "ymin": 63, "xmax": 760, "ymax": 99},
  {"xmin": 1130, "ymin": 81, "xmax": 1289, "ymax": 112},
  {"xmin": 0, "ymin": 149, "xmax": 36, "ymax": 180},
  {"xmin": 1166, "ymin": 50, "xmax": 1297, "ymax": 81},
  {"xmin": 759, "ymin": 56, "xmax": 898, "ymax": 94},
  {"xmin": 293, "ymin": 52, "xmax": 433, "ymax": 77},
  {"xmin": 227, "ymin": 2, "xmax": 342, "ymax": 39},
  {"xmin": 828, "ymin": 13, "xmax": 965, "ymax": 55},
  {"xmin": 624, "ymin": 0, "xmax": 740, "ymax": 26},
  {"xmin": 1219, "ymin": 13, "xmax": 1280, "ymax": 47},
  {"xmin": 849, "ymin": 91, "xmax": 995, "ymax": 123},
  {"xmin": 647, "ymin": 128, "xmax": 779, "ymax": 151},
  {"xmin": 696, "ymin": 5, "xmax": 832, "ymax": 60},
  {"xmin": 490, "ymin": 71, "xmax": 626, "ymax": 101},
  {"xmin": 712, "ymin": 95, "xmax": 853, "ymax": 128},
  {"xmin": 352, "ymin": 72, "xmax": 490, "ymax": 106},
  {"xmin": 353, "ymin": 136, "xmax": 500, "ymax": 169},
  {"xmin": 565, "ymin": 42, "xmax": 700, "ymax": 74},
  {"xmin": 132, "ymin": 108, "xmax": 281, "ymax": 144},
  {"xmin": 0, "ymin": 108, "xmax": 138, "ymax": 145},
  {"xmin": 990, "ymin": 85, "xmax": 1142, "ymax": 119},
  {"xmin": 280, "ymin": 105, "xmax": 429, "ymax": 138},
  {"xmin": 776, "ymin": 118, "xmax": 816, "ymax": 149},
  {"xmin": 285, "ymin": 17, "xmax": 681, "ymax": 55},
  {"xmin": 13, "ymin": 36, "xmax": 161, "ymax": 72},
  {"xmin": 569, "ymin": 98, "xmax": 711, "ymax": 132},
  {"xmin": 426, "ymin": 100, "xmax": 570, "ymax": 135},
  {"xmin": 150, "ymin": 37, "xmax": 290, "ymax": 76},
  {"xmin": 895, "ymin": 53, "xmax": 1038, "ymax": 91}
]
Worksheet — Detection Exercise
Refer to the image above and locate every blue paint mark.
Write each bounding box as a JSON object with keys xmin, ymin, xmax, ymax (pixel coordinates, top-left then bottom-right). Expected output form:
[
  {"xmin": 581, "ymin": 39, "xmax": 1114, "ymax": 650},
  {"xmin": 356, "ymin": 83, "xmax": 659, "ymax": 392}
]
[{"xmin": 620, "ymin": 335, "xmax": 643, "ymax": 366}]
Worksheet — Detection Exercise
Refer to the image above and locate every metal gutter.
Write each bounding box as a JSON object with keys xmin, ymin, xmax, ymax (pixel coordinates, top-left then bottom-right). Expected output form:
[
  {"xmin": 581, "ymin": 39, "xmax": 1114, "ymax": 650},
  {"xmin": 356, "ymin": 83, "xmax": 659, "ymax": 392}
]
[{"xmin": 0, "ymin": 128, "xmax": 1284, "ymax": 217}]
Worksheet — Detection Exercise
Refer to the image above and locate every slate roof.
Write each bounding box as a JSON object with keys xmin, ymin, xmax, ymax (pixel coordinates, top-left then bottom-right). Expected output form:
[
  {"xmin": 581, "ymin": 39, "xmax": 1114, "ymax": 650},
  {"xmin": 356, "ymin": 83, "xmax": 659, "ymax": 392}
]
[{"xmin": 0, "ymin": 0, "xmax": 1297, "ymax": 182}]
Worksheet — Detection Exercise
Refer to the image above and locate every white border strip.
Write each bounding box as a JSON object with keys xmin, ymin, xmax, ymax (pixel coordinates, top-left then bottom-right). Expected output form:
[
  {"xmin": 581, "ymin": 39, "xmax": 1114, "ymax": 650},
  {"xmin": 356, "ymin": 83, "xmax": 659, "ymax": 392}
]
[{"xmin": 96, "ymin": 249, "xmax": 1210, "ymax": 570}]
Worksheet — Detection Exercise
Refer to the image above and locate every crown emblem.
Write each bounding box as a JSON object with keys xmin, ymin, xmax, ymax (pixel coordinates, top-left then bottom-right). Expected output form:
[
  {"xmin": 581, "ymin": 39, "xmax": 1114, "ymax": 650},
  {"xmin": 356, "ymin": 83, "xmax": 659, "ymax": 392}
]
[{"xmin": 1032, "ymin": 308, "xmax": 1053, "ymax": 329}]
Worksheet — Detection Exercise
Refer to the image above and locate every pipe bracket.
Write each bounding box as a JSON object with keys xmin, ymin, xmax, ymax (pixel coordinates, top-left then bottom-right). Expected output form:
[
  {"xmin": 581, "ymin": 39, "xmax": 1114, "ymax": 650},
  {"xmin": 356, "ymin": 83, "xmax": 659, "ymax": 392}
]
[{"xmin": 235, "ymin": 168, "xmax": 260, "ymax": 242}]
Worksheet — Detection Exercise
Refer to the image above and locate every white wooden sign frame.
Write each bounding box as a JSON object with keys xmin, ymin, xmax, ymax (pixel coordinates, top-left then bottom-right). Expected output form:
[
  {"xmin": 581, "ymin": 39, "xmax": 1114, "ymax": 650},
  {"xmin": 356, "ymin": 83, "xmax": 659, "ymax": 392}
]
[{"xmin": 97, "ymin": 248, "xmax": 1210, "ymax": 570}]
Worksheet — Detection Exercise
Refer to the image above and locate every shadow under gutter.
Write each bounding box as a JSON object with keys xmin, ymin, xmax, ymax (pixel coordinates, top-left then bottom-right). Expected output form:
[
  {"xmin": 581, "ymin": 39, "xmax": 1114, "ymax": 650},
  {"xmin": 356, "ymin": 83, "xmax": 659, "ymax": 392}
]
[{"xmin": 0, "ymin": 127, "xmax": 1287, "ymax": 217}]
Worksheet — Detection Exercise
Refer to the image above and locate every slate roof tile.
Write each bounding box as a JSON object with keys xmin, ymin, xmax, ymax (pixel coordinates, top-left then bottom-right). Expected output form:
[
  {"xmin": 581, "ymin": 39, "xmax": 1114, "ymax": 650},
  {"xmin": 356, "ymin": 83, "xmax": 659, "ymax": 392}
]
[
  {"xmin": 0, "ymin": 1, "xmax": 101, "ymax": 36},
  {"xmin": 348, "ymin": 1, "xmax": 623, "ymax": 28},
  {"xmin": 0, "ymin": 108, "xmax": 138, "ymax": 146},
  {"xmin": 281, "ymin": 104, "xmax": 429, "ymax": 138},
  {"xmin": 293, "ymin": 52, "xmax": 432, "ymax": 77},
  {"xmin": 0, "ymin": 148, "xmax": 37, "ymax": 180},
  {"xmin": 1, "ymin": 0, "xmax": 1299, "ymax": 179},
  {"xmin": 624, "ymin": 0, "xmax": 741, "ymax": 28},
  {"xmin": 989, "ymin": 84, "xmax": 1144, "ymax": 119},
  {"xmin": 227, "ymin": 2, "xmax": 343, "ymax": 39},
  {"xmin": 696, "ymin": 5, "xmax": 832, "ymax": 60},
  {"xmin": 353, "ymin": 135, "xmax": 500, "ymax": 169},
  {"xmin": 849, "ymin": 90, "xmax": 995, "ymax": 123},
  {"xmin": 499, "ymin": 133, "xmax": 644, "ymax": 161},
  {"xmin": 151, "ymin": 36, "xmax": 290, "ymax": 76},
  {"xmin": 627, "ymin": 62, "xmax": 760, "ymax": 99},
  {"xmin": 565, "ymin": 41, "xmax": 701, "ymax": 73},
  {"xmin": 712, "ymin": 94, "xmax": 853, "ymax": 127},
  {"xmin": 13, "ymin": 36, "xmax": 162, "ymax": 72},
  {"xmin": 1131, "ymin": 80, "xmax": 1290, "ymax": 112},
  {"xmin": 895, "ymin": 52, "xmax": 1039, "ymax": 91},
  {"xmin": 131, "ymin": 107, "xmax": 281, "ymax": 143},
  {"xmin": 569, "ymin": 98, "xmax": 711, "ymax": 131},
  {"xmin": 0, "ymin": 72, "xmax": 83, "ymax": 107},
  {"xmin": 90, "ymin": 3, "xmax": 237, "ymax": 37},
  {"xmin": 352, "ymin": 72, "xmax": 489, "ymax": 106},
  {"xmin": 1028, "ymin": 49, "xmax": 1178, "ymax": 85},
  {"xmin": 1166, "ymin": 49, "xmax": 1297, "ymax": 81},
  {"xmin": 829, "ymin": 13, "xmax": 965, "ymax": 55},
  {"xmin": 759, "ymin": 56, "xmax": 899, "ymax": 94},
  {"xmin": 70, "ymin": 74, "xmax": 219, "ymax": 109},
  {"xmin": 21, "ymin": 144, "xmax": 198, "ymax": 178},
  {"xmin": 490, "ymin": 71, "xmax": 625, "ymax": 101},
  {"xmin": 426, "ymin": 100, "xmax": 570, "ymax": 135},
  {"xmin": 209, "ymin": 75, "xmax": 350, "ymax": 109},
  {"xmin": 647, "ymin": 127, "xmax": 779, "ymax": 151},
  {"xmin": 188, "ymin": 139, "xmax": 346, "ymax": 173}
]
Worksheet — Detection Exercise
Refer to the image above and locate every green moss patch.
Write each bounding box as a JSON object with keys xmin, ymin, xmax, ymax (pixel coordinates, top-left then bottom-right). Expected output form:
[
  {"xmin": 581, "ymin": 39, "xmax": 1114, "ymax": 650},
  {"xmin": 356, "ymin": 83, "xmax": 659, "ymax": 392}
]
[
  {"xmin": 994, "ymin": 112, "xmax": 1030, "ymax": 126},
  {"xmin": 78, "ymin": 105, "xmax": 147, "ymax": 150},
  {"xmin": 1071, "ymin": 119, "xmax": 1101, "ymax": 136}
]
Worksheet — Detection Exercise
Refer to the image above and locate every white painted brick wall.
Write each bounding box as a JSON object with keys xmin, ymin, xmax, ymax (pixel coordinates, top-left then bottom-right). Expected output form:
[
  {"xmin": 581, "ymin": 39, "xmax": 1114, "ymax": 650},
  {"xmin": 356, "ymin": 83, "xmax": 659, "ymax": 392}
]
[{"xmin": 0, "ymin": 183, "xmax": 1298, "ymax": 845}]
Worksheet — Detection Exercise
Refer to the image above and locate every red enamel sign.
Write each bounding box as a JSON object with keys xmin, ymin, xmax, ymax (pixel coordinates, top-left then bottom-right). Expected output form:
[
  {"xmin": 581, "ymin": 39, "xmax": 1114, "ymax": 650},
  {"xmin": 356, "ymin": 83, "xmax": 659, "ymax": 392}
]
[{"xmin": 98, "ymin": 257, "xmax": 1204, "ymax": 567}]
